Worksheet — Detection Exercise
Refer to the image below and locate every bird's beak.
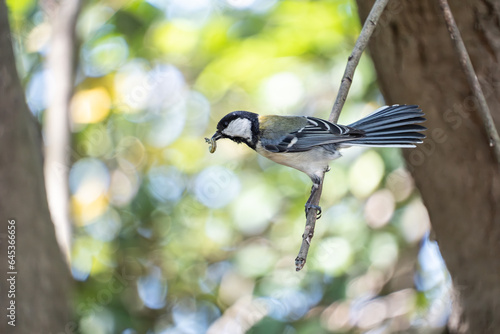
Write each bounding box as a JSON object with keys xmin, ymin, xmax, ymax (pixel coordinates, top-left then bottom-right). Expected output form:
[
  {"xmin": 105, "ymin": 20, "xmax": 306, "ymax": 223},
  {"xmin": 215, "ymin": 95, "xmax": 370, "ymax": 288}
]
[
  {"xmin": 211, "ymin": 132, "xmax": 222, "ymax": 141},
  {"xmin": 205, "ymin": 132, "xmax": 222, "ymax": 153}
]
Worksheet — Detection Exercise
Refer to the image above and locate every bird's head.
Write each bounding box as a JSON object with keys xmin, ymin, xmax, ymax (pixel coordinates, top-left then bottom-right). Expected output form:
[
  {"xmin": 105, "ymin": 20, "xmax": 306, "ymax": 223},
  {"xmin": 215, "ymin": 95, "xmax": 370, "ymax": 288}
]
[{"xmin": 210, "ymin": 111, "xmax": 259, "ymax": 149}]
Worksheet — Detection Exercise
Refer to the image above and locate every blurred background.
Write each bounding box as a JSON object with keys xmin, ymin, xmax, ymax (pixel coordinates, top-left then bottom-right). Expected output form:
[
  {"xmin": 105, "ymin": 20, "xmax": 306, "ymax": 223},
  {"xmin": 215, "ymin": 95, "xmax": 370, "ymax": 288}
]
[{"xmin": 7, "ymin": 0, "xmax": 451, "ymax": 333}]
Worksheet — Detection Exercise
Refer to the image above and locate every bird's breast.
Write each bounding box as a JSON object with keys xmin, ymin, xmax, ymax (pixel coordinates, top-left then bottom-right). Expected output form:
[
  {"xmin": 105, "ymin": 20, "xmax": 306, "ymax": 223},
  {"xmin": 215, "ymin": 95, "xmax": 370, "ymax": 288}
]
[{"xmin": 256, "ymin": 143, "xmax": 341, "ymax": 180}]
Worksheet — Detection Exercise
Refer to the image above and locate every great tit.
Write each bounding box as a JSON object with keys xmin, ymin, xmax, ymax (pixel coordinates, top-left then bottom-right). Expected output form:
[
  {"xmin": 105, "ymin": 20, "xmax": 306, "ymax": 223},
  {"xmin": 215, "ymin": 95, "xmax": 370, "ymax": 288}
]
[{"xmin": 207, "ymin": 104, "xmax": 426, "ymax": 217}]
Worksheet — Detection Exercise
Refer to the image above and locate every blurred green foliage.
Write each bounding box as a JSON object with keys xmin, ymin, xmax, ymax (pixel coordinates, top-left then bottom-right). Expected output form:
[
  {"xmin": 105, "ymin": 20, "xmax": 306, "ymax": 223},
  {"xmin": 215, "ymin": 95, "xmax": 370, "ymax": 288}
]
[{"xmin": 8, "ymin": 0, "xmax": 450, "ymax": 333}]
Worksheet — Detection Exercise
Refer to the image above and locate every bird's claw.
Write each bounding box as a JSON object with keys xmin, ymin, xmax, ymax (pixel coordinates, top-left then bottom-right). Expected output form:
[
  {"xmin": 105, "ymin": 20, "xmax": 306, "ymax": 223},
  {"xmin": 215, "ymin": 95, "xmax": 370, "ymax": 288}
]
[{"xmin": 305, "ymin": 203, "xmax": 322, "ymax": 219}]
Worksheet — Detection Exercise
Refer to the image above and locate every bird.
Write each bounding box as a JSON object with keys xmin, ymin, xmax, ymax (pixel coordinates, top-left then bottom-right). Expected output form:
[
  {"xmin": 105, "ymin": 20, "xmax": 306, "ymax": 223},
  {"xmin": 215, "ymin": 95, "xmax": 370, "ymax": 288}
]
[{"xmin": 206, "ymin": 105, "xmax": 426, "ymax": 218}]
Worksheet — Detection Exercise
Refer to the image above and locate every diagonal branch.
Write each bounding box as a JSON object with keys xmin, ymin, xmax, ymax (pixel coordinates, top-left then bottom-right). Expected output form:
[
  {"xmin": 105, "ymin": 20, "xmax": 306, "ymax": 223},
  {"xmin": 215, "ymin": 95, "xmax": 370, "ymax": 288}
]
[
  {"xmin": 295, "ymin": 0, "xmax": 391, "ymax": 271},
  {"xmin": 437, "ymin": 0, "xmax": 500, "ymax": 166},
  {"xmin": 329, "ymin": 0, "xmax": 391, "ymax": 123}
]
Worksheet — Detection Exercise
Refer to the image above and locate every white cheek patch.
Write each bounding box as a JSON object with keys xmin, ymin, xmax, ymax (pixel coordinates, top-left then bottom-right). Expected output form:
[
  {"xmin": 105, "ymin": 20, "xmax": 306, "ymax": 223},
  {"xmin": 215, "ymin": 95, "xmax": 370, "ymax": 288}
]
[{"xmin": 222, "ymin": 118, "xmax": 253, "ymax": 140}]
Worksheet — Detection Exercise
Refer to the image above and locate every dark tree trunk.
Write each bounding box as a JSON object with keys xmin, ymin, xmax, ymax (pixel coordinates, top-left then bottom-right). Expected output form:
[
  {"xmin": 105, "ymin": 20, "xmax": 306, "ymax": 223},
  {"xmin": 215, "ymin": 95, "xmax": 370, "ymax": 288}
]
[
  {"xmin": 0, "ymin": 1, "xmax": 73, "ymax": 333},
  {"xmin": 356, "ymin": 0, "xmax": 500, "ymax": 332}
]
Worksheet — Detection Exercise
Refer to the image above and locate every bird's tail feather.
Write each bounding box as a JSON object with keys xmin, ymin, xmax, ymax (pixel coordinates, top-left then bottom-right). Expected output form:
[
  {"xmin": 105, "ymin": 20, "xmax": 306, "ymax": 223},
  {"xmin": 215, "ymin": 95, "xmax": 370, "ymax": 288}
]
[{"xmin": 342, "ymin": 105, "xmax": 426, "ymax": 148}]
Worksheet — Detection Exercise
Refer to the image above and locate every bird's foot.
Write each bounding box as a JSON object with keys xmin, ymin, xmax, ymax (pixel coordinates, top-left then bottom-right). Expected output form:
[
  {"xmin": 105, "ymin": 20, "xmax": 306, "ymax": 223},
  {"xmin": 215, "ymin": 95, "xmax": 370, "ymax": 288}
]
[{"xmin": 305, "ymin": 203, "xmax": 322, "ymax": 219}]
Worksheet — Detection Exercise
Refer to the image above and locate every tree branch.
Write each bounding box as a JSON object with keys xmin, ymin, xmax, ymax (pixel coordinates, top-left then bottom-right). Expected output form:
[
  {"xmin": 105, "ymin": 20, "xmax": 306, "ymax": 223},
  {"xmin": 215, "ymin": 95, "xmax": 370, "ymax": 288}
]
[
  {"xmin": 437, "ymin": 0, "xmax": 500, "ymax": 166},
  {"xmin": 44, "ymin": 0, "xmax": 83, "ymax": 262},
  {"xmin": 329, "ymin": 0, "xmax": 391, "ymax": 123},
  {"xmin": 295, "ymin": 0, "xmax": 391, "ymax": 271}
]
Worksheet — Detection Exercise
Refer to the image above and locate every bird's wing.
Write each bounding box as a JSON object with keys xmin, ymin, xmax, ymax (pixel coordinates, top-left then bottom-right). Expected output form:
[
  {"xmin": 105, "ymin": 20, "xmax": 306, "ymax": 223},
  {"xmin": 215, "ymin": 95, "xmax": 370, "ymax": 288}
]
[{"xmin": 261, "ymin": 116, "xmax": 365, "ymax": 153}]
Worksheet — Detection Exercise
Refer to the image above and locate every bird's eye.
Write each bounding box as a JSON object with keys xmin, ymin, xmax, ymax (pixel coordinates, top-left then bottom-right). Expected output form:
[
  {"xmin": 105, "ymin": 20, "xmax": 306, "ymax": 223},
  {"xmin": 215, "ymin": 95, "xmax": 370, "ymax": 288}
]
[{"xmin": 224, "ymin": 121, "xmax": 229, "ymax": 126}]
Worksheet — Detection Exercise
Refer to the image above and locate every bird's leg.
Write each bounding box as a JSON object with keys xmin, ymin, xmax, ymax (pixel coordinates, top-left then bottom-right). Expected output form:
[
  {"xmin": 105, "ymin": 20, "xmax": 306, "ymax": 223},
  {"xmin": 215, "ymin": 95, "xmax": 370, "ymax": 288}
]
[{"xmin": 304, "ymin": 176, "xmax": 322, "ymax": 219}]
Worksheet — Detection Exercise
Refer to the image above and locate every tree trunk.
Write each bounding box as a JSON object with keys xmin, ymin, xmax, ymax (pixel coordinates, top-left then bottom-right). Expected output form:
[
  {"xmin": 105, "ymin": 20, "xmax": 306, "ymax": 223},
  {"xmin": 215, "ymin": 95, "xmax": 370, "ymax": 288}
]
[
  {"xmin": 356, "ymin": 0, "xmax": 500, "ymax": 332},
  {"xmin": 0, "ymin": 1, "xmax": 73, "ymax": 333}
]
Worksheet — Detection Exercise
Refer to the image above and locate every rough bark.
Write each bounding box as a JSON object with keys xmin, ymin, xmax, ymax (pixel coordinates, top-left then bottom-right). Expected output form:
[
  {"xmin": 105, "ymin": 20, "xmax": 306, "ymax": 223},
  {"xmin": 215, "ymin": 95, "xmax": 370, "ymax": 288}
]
[
  {"xmin": 0, "ymin": 1, "xmax": 73, "ymax": 333},
  {"xmin": 356, "ymin": 0, "xmax": 500, "ymax": 333}
]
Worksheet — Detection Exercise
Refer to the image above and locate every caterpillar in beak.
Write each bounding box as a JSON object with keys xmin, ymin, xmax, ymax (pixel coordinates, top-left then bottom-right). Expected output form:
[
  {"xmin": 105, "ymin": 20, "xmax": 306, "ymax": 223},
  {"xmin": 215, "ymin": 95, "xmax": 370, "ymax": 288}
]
[{"xmin": 205, "ymin": 137, "xmax": 217, "ymax": 153}]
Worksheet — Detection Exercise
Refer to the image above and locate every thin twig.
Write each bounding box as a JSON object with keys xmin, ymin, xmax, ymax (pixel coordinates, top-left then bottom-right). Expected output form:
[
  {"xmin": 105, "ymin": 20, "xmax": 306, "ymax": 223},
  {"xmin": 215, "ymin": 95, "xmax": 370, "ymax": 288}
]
[
  {"xmin": 438, "ymin": 0, "xmax": 500, "ymax": 165},
  {"xmin": 295, "ymin": 0, "xmax": 391, "ymax": 271},
  {"xmin": 295, "ymin": 178, "xmax": 324, "ymax": 271},
  {"xmin": 329, "ymin": 0, "xmax": 391, "ymax": 123}
]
